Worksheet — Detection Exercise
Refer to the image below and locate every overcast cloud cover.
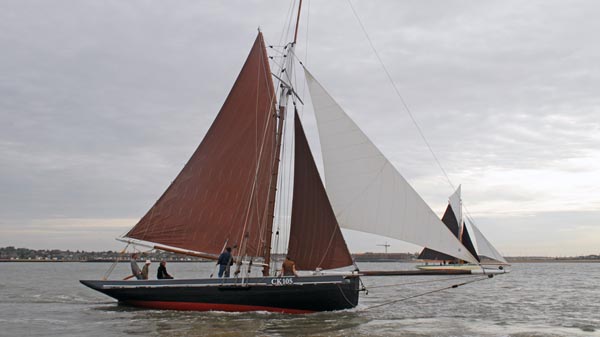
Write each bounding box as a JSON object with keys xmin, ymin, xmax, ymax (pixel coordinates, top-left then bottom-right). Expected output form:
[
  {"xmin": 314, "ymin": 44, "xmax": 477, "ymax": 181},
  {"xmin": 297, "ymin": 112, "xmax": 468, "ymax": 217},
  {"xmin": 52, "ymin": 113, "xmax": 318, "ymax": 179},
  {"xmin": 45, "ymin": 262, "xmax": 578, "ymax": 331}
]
[{"xmin": 1, "ymin": 1, "xmax": 599, "ymax": 256}]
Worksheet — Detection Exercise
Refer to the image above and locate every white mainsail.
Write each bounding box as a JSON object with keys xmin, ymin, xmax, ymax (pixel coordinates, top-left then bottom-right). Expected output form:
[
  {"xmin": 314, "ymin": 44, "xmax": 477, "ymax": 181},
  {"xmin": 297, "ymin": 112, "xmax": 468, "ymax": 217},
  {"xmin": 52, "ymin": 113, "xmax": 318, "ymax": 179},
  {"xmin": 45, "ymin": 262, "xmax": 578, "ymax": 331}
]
[
  {"xmin": 467, "ymin": 218, "xmax": 508, "ymax": 264},
  {"xmin": 304, "ymin": 68, "xmax": 478, "ymax": 264}
]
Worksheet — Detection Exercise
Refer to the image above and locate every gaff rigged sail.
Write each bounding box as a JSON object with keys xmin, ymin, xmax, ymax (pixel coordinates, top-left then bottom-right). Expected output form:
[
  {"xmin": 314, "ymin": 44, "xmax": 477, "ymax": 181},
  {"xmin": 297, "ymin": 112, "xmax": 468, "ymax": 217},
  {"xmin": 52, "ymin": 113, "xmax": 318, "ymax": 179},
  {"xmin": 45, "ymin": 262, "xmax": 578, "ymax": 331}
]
[{"xmin": 126, "ymin": 33, "xmax": 278, "ymax": 259}]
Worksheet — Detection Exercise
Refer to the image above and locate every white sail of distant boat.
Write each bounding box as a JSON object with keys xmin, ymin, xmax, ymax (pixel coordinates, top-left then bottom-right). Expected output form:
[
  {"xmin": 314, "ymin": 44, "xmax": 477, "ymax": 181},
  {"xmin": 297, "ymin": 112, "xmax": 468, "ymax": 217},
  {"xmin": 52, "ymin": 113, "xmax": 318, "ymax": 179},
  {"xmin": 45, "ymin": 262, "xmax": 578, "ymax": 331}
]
[
  {"xmin": 467, "ymin": 217, "xmax": 508, "ymax": 264},
  {"xmin": 304, "ymin": 68, "xmax": 478, "ymax": 264},
  {"xmin": 418, "ymin": 185, "xmax": 507, "ymax": 266}
]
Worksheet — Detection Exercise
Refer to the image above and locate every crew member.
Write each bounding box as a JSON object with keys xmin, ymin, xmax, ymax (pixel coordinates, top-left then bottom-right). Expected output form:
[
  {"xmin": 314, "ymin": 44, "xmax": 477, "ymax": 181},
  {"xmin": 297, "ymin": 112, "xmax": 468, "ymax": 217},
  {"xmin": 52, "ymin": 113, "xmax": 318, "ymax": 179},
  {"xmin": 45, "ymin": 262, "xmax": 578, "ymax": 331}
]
[
  {"xmin": 217, "ymin": 247, "xmax": 233, "ymax": 278},
  {"xmin": 157, "ymin": 261, "xmax": 174, "ymax": 279},
  {"xmin": 282, "ymin": 256, "xmax": 298, "ymax": 277}
]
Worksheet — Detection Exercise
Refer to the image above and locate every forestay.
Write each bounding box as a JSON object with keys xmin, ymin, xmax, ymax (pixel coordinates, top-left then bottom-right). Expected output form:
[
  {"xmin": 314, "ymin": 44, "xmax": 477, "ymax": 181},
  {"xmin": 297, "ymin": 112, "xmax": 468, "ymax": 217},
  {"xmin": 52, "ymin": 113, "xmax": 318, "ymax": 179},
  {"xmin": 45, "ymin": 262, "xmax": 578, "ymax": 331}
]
[{"xmin": 305, "ymin": 68, "xmax": 478, "ymax": 264}]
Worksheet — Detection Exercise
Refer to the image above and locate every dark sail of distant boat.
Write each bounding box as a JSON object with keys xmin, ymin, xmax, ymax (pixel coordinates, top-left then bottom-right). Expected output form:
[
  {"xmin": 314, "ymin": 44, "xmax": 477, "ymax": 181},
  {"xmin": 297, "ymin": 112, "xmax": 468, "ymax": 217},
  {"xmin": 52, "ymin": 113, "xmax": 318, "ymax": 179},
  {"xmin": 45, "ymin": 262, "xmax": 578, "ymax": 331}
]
[{"xmin": 416, "ymin": 186, "xmax": 508, "ymax": 275}]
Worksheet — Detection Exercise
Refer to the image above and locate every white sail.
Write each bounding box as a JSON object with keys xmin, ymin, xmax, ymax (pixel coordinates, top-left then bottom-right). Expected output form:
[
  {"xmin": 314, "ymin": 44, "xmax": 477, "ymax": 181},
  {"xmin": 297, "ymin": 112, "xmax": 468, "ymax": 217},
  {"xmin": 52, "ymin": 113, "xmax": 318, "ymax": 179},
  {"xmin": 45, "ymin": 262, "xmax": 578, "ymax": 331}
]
[
  {"xmin": 304, "ymin": 68, "xmax": 478, "ymax": 264},
  {"xmin": 467, "ymin": 218, "xmax": 508, "ymax": 264},
  {"xmin": 449, "ymin": 185, "xmax": 462, "ymax": 231}
]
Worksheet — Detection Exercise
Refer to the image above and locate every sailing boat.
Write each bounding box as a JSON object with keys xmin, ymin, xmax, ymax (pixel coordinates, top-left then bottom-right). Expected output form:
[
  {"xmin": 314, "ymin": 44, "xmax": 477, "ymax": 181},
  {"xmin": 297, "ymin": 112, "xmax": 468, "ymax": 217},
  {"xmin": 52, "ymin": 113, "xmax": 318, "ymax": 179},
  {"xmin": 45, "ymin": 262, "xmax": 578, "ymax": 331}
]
[
  {"xmin": 81, "ymin": 2, "xmax": 504, "ymax": 313},
  {"xmin": 81, "ymin": 23, "xmax": 363, "ymax": 312},
  {"xmin": 417, "ymin": 186, "xmax": 508, "ymax": 273}
]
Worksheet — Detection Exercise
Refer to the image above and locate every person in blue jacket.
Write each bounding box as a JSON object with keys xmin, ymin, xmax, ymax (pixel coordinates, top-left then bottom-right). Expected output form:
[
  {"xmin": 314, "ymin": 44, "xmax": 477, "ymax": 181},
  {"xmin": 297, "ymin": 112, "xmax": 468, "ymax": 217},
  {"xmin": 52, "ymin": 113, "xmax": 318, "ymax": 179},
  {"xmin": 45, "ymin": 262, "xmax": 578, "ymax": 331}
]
[{"xmin": 217, "ymin": 247, "xmax": 233, "ymax": 278}]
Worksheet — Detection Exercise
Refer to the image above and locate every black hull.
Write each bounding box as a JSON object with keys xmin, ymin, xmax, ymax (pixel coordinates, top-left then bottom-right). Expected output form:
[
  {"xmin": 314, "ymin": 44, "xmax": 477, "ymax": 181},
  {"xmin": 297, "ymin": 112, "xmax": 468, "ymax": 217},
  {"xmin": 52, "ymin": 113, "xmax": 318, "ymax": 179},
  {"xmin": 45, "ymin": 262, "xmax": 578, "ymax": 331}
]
[{"xmin": 81, "ymin": 275, "xmax": 360, "ymax": 314}]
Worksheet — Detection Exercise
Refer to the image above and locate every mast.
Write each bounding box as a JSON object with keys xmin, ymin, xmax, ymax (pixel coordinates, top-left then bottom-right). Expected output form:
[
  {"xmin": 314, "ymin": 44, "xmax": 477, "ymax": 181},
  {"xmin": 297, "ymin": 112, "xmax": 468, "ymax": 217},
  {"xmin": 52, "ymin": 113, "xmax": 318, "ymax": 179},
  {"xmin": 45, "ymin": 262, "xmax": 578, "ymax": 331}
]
[
  {"xmin": 262, "ymin": 1, "xmax": 303, "ymax": 276},
  {"xmin": 262, "ymin": 84, "xmax": 285, "ymax": 276},
  {"xmin": 293, "ymin": 0, "xmax": 303, "ymax": 44}
]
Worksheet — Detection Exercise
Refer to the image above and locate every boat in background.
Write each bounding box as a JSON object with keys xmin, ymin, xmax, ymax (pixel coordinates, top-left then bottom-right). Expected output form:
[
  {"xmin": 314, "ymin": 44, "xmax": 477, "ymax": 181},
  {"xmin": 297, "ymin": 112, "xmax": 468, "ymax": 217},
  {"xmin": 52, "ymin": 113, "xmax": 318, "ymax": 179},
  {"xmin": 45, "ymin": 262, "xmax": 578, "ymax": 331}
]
[{"xmin": 417, "ymin": 186, "xmax": 509, "ymax": 274}]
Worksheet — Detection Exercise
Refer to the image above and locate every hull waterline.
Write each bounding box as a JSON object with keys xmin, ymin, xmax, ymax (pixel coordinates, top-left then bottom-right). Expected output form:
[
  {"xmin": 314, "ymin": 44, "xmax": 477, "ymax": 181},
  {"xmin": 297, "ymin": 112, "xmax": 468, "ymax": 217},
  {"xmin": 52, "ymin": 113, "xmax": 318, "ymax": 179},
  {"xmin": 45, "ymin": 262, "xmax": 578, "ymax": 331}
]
[{"xmin": 81, "ymin": 275, "xmax": 360, "ymax": 314}]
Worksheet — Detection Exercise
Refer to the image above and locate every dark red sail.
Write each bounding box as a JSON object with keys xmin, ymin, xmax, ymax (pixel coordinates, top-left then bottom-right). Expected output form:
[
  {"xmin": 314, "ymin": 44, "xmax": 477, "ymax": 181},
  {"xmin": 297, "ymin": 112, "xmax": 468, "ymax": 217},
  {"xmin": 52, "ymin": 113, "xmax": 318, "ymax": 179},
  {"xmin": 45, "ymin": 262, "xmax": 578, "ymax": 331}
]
[
  {"xmin": 287, "ymin": 111, "xmax": 354, "ymax": 270},
  {"xmin": 126, "ymin": 32, "xmax": 278, "ymax": 258}
]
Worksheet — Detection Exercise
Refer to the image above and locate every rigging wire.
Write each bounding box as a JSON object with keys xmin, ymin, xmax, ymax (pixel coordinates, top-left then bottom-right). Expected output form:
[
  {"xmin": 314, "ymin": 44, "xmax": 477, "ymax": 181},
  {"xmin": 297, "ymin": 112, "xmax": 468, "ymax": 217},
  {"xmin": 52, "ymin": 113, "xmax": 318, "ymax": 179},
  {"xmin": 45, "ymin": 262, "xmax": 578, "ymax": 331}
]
[
  {"xmin": 360, "ymin": 276, "xmax": 491, "ymax": 311},
  {"xmin": 345, "ymin": 1, "xmax": 499, "ymax": 248},
  {"xmin": 364, "ymin": 274, "xmax": 481, "ymax": 290},
  {"xmin": 346, "ymin": 0, "xmax": 456, "ymax": 193}
]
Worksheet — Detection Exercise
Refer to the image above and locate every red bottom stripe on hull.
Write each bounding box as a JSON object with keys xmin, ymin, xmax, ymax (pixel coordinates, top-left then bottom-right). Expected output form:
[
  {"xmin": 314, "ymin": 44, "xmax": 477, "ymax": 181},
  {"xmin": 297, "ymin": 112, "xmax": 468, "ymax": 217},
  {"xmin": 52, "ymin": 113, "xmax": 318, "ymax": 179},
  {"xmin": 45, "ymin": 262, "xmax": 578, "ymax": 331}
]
[{"xmin": 125, "ymin": 300, "xmax": 316, "ymax": 314}]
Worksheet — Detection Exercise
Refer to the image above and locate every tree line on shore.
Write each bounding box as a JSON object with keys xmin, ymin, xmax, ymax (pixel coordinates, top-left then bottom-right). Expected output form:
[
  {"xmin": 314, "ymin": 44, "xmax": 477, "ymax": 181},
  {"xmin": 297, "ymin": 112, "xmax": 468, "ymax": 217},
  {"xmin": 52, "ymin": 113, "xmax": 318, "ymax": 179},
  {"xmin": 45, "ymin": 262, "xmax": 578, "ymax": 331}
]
[{"xmin": 1, "ymin": 246, "xmax": 598, "ymax": 262}]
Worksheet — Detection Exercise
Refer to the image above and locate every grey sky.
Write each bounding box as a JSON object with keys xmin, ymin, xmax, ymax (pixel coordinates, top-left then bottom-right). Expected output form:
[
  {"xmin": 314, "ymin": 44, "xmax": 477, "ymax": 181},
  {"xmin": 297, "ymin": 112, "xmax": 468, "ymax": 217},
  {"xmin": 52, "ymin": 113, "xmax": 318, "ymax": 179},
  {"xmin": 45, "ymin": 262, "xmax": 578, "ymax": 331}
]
[{"xmin": 1, "ymin": 1, "xmax": 598, "ymax": 256}]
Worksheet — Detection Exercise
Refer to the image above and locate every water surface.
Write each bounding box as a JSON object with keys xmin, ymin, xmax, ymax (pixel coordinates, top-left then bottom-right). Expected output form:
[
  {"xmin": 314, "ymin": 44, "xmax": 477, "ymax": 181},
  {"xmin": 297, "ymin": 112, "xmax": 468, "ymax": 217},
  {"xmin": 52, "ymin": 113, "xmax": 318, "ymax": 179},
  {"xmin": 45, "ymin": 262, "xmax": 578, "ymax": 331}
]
[{"xmin": 0, "ymin": 262, "xmax": 598, "ymax": 336}]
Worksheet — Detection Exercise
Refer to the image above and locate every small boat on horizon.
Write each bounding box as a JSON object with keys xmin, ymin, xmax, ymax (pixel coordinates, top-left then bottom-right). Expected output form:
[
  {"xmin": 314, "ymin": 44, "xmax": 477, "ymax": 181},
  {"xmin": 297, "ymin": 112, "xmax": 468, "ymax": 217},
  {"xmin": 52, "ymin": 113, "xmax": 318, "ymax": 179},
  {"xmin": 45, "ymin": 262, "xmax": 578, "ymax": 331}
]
[{"xmin": 417, "ymin": 186, "xmax": 509, "ymax": 274}]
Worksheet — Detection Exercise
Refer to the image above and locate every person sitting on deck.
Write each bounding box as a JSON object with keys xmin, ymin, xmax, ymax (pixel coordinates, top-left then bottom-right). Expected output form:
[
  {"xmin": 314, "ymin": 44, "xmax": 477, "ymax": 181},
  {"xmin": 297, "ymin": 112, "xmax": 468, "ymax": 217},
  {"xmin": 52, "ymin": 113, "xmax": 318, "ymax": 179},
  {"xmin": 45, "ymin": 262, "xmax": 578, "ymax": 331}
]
[
  {"xmin": 217, "ymin": 247, "xmax": 233, "ymax": 278},
  {"xmin": 281, "ymin": 256, "xmax": 298, "ymax": 277},
  {"xmin": 141, "ymin": 260, "xmax": 151, "ymax": 280},
  {"xmin": 127, "ymin": 253, "xmax": 143, "ymax": 280},
  {"xmin": 157, "ymin": 261, "xmax": 174, "ymax": 279}
]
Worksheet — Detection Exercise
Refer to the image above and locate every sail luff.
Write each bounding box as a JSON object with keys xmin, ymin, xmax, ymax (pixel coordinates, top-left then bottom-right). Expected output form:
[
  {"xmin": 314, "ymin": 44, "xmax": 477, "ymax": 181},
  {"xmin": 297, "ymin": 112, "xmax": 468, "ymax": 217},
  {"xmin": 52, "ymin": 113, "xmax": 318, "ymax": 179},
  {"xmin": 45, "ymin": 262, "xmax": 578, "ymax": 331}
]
[{"xmin": 305, "ymin": 68, "xmax": 478, "ymax": 264}]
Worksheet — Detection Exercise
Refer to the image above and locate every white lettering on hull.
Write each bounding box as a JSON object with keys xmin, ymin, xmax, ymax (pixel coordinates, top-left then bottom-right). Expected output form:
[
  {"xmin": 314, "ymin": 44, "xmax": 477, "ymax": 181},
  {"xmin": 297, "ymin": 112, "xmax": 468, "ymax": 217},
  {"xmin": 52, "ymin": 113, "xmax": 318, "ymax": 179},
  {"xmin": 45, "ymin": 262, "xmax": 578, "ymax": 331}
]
[{"xmin": 270, "ymin": 278, "xmax": 294, "ymax": 286}]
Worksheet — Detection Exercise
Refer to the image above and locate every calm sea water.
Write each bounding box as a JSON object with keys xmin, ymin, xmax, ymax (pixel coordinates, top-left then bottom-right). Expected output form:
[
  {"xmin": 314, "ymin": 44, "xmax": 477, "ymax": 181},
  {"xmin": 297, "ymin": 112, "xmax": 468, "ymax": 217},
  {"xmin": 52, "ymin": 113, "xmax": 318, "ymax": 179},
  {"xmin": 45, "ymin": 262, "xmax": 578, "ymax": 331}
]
[{"xmin": 0, "ymin": 262, "xmax": 598, "ymax": 336}]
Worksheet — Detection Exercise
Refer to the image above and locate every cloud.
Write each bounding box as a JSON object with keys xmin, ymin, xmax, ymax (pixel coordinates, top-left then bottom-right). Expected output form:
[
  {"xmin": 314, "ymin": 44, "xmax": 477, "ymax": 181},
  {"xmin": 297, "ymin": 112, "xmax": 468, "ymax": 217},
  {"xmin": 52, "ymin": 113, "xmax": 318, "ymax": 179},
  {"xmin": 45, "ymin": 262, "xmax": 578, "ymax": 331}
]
[{"xmin": 0, "ymin": 1, "xmax": 599, "ymax": 255}]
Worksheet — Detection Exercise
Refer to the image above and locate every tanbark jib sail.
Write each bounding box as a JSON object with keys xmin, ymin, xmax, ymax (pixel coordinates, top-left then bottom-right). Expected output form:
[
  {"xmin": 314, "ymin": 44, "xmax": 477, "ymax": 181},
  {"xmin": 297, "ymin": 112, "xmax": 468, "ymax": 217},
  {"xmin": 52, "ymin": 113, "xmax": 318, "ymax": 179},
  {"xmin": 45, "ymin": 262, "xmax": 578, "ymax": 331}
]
[
  {"xmin": 287, "ymin": 111, "xmax": 354, "ymax": 271},
  {"xmin": 126, "ymin": 33, "xmax": 278, "ymax": 258},
  {"xmin": 305, "ymin": 68, "xmax": 478, "ymax": 264}
]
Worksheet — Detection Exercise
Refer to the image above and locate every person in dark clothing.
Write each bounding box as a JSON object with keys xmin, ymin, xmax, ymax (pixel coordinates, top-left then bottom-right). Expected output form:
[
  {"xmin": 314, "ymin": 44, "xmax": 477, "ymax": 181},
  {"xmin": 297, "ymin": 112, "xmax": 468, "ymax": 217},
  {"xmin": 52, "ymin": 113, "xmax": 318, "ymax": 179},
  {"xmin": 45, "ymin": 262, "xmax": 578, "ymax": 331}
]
[
  {"xmin": 157, "ymin": 261, "xmax": 174, "ymax": 279},
  {"xmin": 217, "ymin": 247, "xmax": 234, "ymax": 278}
]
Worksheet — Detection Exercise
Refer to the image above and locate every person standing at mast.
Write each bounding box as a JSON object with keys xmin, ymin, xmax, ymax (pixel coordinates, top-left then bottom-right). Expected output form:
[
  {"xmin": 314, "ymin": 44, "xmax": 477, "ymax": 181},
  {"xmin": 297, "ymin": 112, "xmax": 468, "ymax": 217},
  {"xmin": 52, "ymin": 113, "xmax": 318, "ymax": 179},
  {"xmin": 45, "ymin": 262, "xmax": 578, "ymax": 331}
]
[{"xmin": 217, "ymin": 247, "xmax": 233, "ymax": 278}]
